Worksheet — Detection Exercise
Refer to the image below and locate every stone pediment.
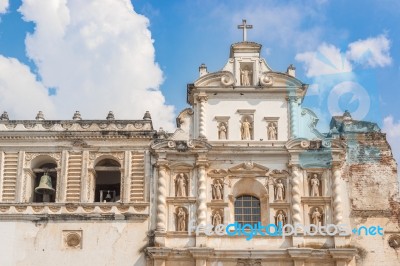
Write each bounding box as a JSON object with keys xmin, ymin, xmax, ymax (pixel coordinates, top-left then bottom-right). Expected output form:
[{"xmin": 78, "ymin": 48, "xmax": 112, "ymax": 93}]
[
  {"xmin": 194, "ymin": 71, "xmax": 235, "ymax": 87},
  {"xmin": 228, "ymin": 162, "xmax": 269, "ymax": 175}
]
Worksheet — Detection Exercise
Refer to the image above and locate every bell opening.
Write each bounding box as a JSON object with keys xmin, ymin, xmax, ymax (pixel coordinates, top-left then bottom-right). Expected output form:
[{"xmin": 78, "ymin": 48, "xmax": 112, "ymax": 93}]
[
  {"xmin": 94, "ymin": 159, "xmax": 121, "ymax": 203},
  {"xmin": 33, "ymin": 163, "xmax": 57, "ymax": 203}
]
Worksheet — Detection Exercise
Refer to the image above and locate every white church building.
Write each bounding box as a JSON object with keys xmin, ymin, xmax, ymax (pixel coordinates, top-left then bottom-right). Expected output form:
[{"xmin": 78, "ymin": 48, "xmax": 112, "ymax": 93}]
[{"xmin": 0, "ymin": 21, "xmax": 399, "ymax": 266}]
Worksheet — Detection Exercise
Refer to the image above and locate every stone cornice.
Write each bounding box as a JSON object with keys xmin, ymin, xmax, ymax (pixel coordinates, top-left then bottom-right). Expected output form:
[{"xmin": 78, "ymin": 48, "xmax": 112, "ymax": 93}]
[
  {"xmin": 0, "ymin": 202, "xmax": 149, "ymax": 221},
  {"xmin": 0, "ymin": 119, "xmax": 154, "ymax": 132}
]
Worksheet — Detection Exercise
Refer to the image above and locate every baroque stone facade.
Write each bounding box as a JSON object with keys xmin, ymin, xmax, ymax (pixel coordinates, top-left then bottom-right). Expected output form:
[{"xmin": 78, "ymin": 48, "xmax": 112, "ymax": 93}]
[{"xmin": 0, "ymin": 40, "xmax": 399, "ymax": 266}]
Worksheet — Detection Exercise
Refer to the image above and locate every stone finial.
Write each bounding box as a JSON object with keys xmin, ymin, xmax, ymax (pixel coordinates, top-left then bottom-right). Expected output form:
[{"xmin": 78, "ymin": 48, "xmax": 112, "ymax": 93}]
[
  {"xmin": 143, "ymin": 111, "xmax": 152, "ymax": 120},
  {"xmin": 199, "ymin": 63, "xmax": 208, "ymax": 77},
  {"xmin": 106, "ymin": 111, "xmax": 115, "ymax": 120},
  {"xmin": 36, "ymin": 111, "xmax": 45, "ymax": 120},
  {"xmin": 287, "ymin": 64, "xmax": 296, "ymax": 77},
  {"xmin": 343, "ymin": 110, "xmax": 352, "ymax": 121},
  {"xmin": 158, "ymin": 127, "xmax": 166, "ymax": 139},
  {"xmin": 0, "ymin": 111, "xmax": 9, "ymax": 121},
  {"xmin": 73, "ymin": 111, "xmax": 82, "ymax": 120}
]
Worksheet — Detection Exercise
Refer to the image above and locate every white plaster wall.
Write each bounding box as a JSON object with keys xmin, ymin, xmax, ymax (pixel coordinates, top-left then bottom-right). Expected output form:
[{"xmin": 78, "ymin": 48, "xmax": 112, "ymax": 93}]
[
  {"xmin": 205, "ymin": 97, "xmax": 288, "ymax": 141},
  {"xmin": 0, "ymin": 220, "xmax": 148, "ymax": 266}
]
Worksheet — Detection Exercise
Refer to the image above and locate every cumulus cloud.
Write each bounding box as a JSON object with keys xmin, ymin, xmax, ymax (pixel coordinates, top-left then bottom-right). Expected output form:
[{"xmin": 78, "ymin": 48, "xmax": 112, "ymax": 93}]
[
  {"xmin": 10, "ymin": 0, "xmax": 174, "ymax": 129},
  {"xmin": 0, "ymin": 0, "xmax": 8, "ymax": 14},
  {"xmin": 0, "ymin": 55, "xmax": 56, "ymax": 117},
  {"xmin": 383, "ymin": 116, "xmax": 400, "ymax": 166},
  {"xmin": 347, "ymin": 35, "xmax": 392, "ymax": 67},
  {"xmin": 295, "ymin": 43, "xmax": 352, "ymax": 77},
  {"xmin": 296, "ymin": 35, "xmax": 392, "ymax": 78}
]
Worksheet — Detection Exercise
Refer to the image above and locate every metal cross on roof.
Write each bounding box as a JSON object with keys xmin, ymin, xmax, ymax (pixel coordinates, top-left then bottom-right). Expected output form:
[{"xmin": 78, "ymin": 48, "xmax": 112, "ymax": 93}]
[{"xmin": 237, "ymin": 19, "xmax": 253, "ymax": 42}]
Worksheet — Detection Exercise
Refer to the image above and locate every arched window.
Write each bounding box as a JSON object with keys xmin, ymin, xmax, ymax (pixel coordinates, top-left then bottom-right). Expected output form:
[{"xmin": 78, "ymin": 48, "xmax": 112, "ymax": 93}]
[
  {"xmin": 33, "ymin": 162, "xmax": 57, "ymax": 203},
  {"xmin": 234, "ymin": 195, "xmax": 261, "ymax": 226},
  {"xmin": 94, "ymin": 159, "xmax": 121, "ymax": 202}
]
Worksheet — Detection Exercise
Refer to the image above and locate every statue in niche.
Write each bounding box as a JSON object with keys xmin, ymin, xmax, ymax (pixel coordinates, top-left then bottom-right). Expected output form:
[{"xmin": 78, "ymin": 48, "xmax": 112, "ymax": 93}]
[
  {"xmin": 212, "ymin": 179, "xmax": 223, "ymax": 200},
  {"xmin": 218, "ymin": 122, "xmax": 227, "ymax": 140},
  {"xmin": 311, "ymin": 207, "xmax": 322, "ymax": 226},
  {"xmin": 267, "ymin": 122, "xmax": 278, "ymax": 140},
  {"xmin": 275, "ymin": 210, "xmax": 286, "ymax": 227},
  {"xmin": 212, "ymin": 210, "xmax": 222, "ymax": 227},
  {"xmin": 177, "ymin": 207, "xmax": 186, "ymax": 231},
  {"xmin": 175, "ymin": 173, "xmax": 187, "ymax": 197},
  {"xmin": 274, "ymin": 179, "xmax": 285, "ymax": 201},
  {"xmin": 310, "ymin": 174, "xmax": 320, "ymax": 197},
  {"xmin": 241, "ymin": 119, "xmax": 252, "ymax": 140},
  {"xmin": 240, "ymin": 66, "xmax": 252, "ymax": 86}
]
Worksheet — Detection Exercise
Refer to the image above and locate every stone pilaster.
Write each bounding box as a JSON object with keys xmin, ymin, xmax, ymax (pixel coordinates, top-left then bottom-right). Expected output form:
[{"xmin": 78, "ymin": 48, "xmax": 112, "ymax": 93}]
[
  {"xmin": 0, "ymin": 151, "xmax": 4, "ymax": 201},
  {"xmin": 288, "ymin": 96, "xmax": 298, "ymax": 139},
  {"xmin": 59, "ymin": 150, "xmax": 69, "ymax": 202},
  {"xmin": 197, "ymin": 94, "xmax": 208, "ymax": 139},
  {"xmin": 80, "ymin": 150, "xmax": 89, "ymax": 202},
  {"xmin": 15, "ymin": 151, "xmax": 24, "ymax": 202},
  {"xmin": 123, "ymin": 150, "xmax": 131, "ymax": 203}
]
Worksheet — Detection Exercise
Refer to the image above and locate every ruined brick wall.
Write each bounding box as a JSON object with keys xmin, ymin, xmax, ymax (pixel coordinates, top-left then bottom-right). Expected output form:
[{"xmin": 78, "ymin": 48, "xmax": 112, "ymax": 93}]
[{"xmin": 342, "ymin": 132, "xmax": 398, "ymax": 211}]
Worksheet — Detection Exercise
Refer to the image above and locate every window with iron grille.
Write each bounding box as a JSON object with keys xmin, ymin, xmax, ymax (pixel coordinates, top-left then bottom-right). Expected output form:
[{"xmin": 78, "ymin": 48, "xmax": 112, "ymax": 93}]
[{"xmin": 234, "ymin": 195, "xmax": 261, "ymax": 226}]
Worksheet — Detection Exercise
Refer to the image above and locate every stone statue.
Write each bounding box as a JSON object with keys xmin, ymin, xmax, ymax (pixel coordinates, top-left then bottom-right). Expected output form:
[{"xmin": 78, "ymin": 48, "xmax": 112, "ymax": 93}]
[
  {"xmin": 267, "ymin": 122, "xmax": 277, "ymax": 140},
  {"xmin": 212, "ymin": 179, "xmax": 223, "ymax": 200},
  {"xmin": 175, "ymin": 173, "xmax": 187, "ymax": 197},
  {"xmin": 218, "ymin": 122, "xmax": 227, "ymax": 140},
  {"xmin": 275, "ymin": 210, "xmax": 286, "ymax": 227},
  {"xmin": 212, "ymin": 210, "xmax": 222, "ymax": 227},
  {"xmin": 312, "ymin": 207, "xmax": 322, "ymax": 226},
  {"xmin": 310, "ymin": 174, "xmax": 320, "ymax": 197},
  {"xmin": 240, "ymin": 67, "xmax": 252, "ymax": 86},
  {"xmin": 241, "ymin": 119, "xmax": 252, "ymax": 140},
  {"xmin": 274, "ymin": 179, "xmax": 285, "ymax": 201},
  {"xmin": 177, "ymin": 207, "xmax": 186, "ymax": 231}
]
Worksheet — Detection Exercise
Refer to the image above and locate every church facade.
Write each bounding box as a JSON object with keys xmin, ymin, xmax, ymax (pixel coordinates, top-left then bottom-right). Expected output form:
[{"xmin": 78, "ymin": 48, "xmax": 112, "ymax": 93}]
[{"xmin": 0, "ymin": 36, "xmax": 399, "ymax": 265}]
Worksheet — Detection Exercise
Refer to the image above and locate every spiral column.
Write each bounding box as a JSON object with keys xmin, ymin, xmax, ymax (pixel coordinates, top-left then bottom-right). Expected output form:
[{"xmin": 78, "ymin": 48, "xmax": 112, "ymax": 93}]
[
  {"xmin": 332, "ymin": 164, "xmax": 343, "ymax": 224},
  {"xmin": 291, "ymin": 165, "xmax": 302, "ymax": 226},
  {"xmin": 156, "ymin": 164, "xmax": 168, "ymax": 231},
  {"xmin": 289, "ymin": 96, "xmax": 298, "ymax": 139},
  {"xmin": 198, "ymin": 94, "xmax": 208, "ymax": 138},
  {"xmin": 197, "ymin": 164, "xmax": 207, "ymax": 227}
]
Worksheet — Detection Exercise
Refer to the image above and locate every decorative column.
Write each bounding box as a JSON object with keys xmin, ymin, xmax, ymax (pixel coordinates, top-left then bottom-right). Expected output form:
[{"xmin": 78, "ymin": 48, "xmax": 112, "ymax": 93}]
[
  {"xmin": 156, "ymin": 163, "xmax": 168, "ymax": 232},
  {"xmin": 196, "ymin": 163, "xmax": 207, "ymax": 227},
  {"xmin": 288, "ymin": 96, "xmax": 298, "ymax": 139},
  {"xmin": 332, "ymin": 164, "xmax": 343, "ymax": 224},
  {"xmin": 197, "ymin": 93, "xmax": 208, "ymax": 139},
  {"xmin": 291, "ymin": 165, "xmax": 302, "ymax": 226}
]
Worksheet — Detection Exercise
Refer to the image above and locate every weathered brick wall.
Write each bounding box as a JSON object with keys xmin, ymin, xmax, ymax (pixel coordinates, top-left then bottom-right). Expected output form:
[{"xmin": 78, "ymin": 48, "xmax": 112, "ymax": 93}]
[{"xmin": 342, "ymin": 132, "xmax": 398, "ymax": 211}]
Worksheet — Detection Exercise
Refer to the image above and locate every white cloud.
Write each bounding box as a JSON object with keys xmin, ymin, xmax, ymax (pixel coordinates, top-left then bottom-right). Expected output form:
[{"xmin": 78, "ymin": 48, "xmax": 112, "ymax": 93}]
[
  {"xmin": 0, "ymin": 55, "xmax": 56, "ymax": 118},
  {"xmin": 13, "ymin": 0, "xmax": 174, "ymax": 129},
  {"xmin": 0, "ymin": 0, "xmax": 8, "ymax": 14},
  {"xmin": 295, "ymin": 43, "xmax": 352, "ymax": 77},
  {"xmin": 347, "ymin": 35, "xmax": 392, "ymax": 68},
  {"xmin": 383, "ymin": 116, "xmax": 400, "ymax": 167}
]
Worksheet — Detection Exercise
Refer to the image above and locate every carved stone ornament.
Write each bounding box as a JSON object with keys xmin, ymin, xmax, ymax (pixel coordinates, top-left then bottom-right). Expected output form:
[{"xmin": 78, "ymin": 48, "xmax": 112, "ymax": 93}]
[
  {"xmin": 259, "ymin": 73, "xmax": 273, "ymax": 86},
  {"xmin": 388, "ymin": 234, "xmax": 400, "ymax": 249},
  {"xmin": 221, "ymin": 73, "xmax": 234, "ymax": 86},
  {"xmin": 237, "ymin": 259, "xmax": 261, "ymax": 266},
  {"xmin": 134, "ymin": 122, "xmax": 144, "ymax": 129},
  {"xmin": 63, "ymin": 231, "xmax": 82, "ymax": 249}
]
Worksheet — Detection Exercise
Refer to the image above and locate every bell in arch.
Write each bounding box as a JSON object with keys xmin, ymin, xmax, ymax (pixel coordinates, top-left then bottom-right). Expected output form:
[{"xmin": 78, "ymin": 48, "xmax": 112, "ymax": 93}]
[{"xmin": 35, "ymin": 173, "xmax": 55, "ymax": 195}]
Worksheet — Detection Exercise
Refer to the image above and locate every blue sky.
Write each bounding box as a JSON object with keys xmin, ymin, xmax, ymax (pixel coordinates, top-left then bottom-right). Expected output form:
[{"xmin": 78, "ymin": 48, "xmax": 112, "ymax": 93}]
[{"xmin": 0, "ymin": 0, "xmax": 399, "ymax": 163}]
